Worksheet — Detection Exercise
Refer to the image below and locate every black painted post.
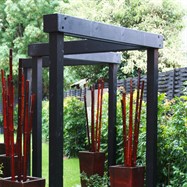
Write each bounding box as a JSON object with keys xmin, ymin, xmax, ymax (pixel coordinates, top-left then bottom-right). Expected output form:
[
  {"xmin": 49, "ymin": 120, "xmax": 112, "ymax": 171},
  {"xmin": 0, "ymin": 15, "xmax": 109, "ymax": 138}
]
[
  {"xmin": 32, "ymin": 57, "xmax": 43, "ymax": 177},
  {"xmin": 49, "ymin": 33, "xmax": 64, "ymax": 187},
  {"xmin": 22, "ymin": 62, "xmax": 32, "ymax": 175},
  {"xmin": 146, "ymin": 48, "xmax": 158, "ymax": 187},
  {"xmin": 108, "ymin": 64, "xmax": 118, "ymax": 168}
]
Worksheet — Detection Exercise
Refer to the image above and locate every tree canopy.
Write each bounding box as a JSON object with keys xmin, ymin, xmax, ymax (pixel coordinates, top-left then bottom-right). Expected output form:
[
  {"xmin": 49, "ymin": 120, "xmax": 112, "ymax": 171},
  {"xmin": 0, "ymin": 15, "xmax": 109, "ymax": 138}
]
[{"xmin": 0, "ymin": 0, "xmax": 186, "ymax": 88}]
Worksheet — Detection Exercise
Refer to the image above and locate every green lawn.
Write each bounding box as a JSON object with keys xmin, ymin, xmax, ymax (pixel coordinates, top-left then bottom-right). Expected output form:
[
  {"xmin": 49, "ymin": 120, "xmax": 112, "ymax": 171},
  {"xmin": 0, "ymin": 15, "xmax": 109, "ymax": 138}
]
[
  {"xmin": 0, "ymin": 135, "xmax": 81, "ymax": 187},
  {"xmin": 42, "ymin": 142, "xmax": 81, "ymax": 187}
]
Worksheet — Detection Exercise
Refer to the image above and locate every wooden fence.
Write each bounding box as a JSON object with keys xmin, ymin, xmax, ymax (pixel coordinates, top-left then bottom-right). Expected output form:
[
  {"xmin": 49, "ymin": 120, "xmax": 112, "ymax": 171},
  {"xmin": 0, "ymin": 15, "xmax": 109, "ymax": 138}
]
[{"xmin": 64, "ymin": 67, "xmax": 187, "ymax": 100}]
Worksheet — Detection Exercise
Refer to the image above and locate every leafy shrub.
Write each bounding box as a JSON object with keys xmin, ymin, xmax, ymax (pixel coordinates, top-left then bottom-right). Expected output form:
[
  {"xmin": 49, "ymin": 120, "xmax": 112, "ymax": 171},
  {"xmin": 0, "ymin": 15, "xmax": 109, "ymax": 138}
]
[
  {"xmin": 64, "ymin": 96, "xmax": 86, "ymax": 157},
  {"xmin": 156, "ymin": 94, "xmax": 187, "ymax": 186},
  {"xmin": 80, "ymin": 172, "xmax": 109, "ymax": 187},
  {"xmin": 42, "ymin": 97, "xmax": 87, "ymax": 157},
  {"xmin": 42, "ymin": 100, "xmax": 49, "ymax": 142}
]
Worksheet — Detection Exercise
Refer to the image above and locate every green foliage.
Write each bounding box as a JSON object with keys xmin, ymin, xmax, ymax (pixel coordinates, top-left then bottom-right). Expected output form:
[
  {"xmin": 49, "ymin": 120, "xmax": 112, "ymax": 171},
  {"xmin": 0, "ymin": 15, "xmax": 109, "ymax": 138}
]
[
  {"xmin": 156, "ymin": 94, "xmax": 187, "ymax": 186},
  {"xmin": 42, "ymin": 97, "xmax": 87, "ymax": 157},
  {"xmin": 80, "ymin": 172, "xmax": 109, "ymax": 187},
  {"xmin": 64, "ymin": 97, "xmax": 87, "ymax": 157},
  {"xmin": 42, "ymin": 100, "xmax": 49, "ymax": 142},
  {"xmin": 0, "ymin": 0, "xmax": 59, "ymax": 95},
  {"xmin": 0, "ymin": 0, "xmax": 185, "ymax": 88},
  {"xmin": 56, "ymin": 0, "xmax": 186, "ymax": 82}
]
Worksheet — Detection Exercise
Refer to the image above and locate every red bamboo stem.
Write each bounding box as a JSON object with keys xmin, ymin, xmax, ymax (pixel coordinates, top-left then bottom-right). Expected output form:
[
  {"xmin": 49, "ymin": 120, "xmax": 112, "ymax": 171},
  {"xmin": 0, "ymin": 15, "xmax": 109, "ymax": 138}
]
[
  {"xmin": 6, "ymin": 75, "xmax": 11, "ymax": 157},
  {"xmin": 9, "ymin": 49, "xmax": 13, "ymax": 78},
  {"xmin": 95, "ymin": 81, "xmax": 101, "ymax": 151},
  {"xmin": 23, "ymin": 81, "xmax": 29, "ymax": 181},
  {"xmin": 132, "ymin": 70, "xmax": 141, "ymax": 166},
  {"xmin": 97, "ymin": 80, "xmax": 104, "ymax": 152},
  {"xmin": 121, "ymin": 90, "xmax": 127, "ymax": 166},
  {"xmin": 8, "ymin": 75, "xmax": 15, "ymax": 181},
  {"xmin": 91, "ymin": 85, "xmax": 95, "ymax": 152},
  {"xmin": 84, "ymin": 93, "xmax": 91, "ymax": 150},
  {"xmin": 133, "ymin": 81, "xmax": 144, "ymax": 166},
  {"xmin": 127, "ymin": 79, "xmax": 133, "ymax": 167},
  {"xmin": 16, "ymin": 67, "xmax": 25, "ymax": 181},
  {"xmin": 7, "ymin": 48, "xmax": 15, "ymax": 180},
  {"xmin": 1, "ymin": 70, "xmax": 9, "ymax": 156}
]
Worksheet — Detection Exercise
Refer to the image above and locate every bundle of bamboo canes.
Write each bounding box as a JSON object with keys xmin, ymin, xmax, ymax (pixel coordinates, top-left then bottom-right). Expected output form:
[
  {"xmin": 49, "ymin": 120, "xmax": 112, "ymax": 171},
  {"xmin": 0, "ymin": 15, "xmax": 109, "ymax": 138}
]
[
  {"xmin": 121, "ymin": 70, "xmax": 144, "ymax": 167},
  {"xmin": 84, "ymin": 79, "xmax": 104, "ymax": 152},
  {"xmin": 1, "ymin": 49, "xmax": 36, "ymax": 181}
]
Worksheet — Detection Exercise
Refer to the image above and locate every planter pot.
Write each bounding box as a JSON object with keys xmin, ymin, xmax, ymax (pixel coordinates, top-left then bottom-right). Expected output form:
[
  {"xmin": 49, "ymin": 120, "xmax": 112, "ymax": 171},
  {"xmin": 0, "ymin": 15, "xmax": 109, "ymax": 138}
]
[
  {"xmin": 0, "ymin": 143, "xmax": 17, "ymax": 155},
  {"xmin": 79, "ymin": 151, "xmax": 105, "ymax": 187},
  {"xmin": 109, "ymin": 165, "xmax": 145, "ymax": 187},
  {"xmin": 0, "ymin": 155, "xmax": 19, "ymax": 177},
  {"xmin": 0, "ymin": 176, "xmax": 45, "ymax": 187},
  {"xmin": 0, "ymin": 143, "xmax": 6, "ymax": 155}
]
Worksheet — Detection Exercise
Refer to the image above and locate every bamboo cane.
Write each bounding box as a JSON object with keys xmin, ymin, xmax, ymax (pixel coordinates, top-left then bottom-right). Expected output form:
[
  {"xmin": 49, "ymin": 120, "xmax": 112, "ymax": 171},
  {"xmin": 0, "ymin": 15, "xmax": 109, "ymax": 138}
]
[
  {"xmin": 95, "ymin": 81, "xmax": 101, "ymax": 151},
  {"xmin": 16, "ymin": 66, "xmax": 25, "ymax": 181},
  {"xmin": 23, "ymin": 81, "xmax": 29, "ymax": 181},
  {"xmin": 132, "ymin": 80, "xmax": 144, "ymax": 166},
  {"xmin": 84, "ymin": 92, "xmax": 91, "ymax": 150},
  {"xmin": 8, "ymin": 76, "xmax": 15, "ymax": 181},
  {"xmin": 127, "ymin": 79, "xmax": 133, "ymax": 167},
  {"xmin": 121, "ymin": 90, "xmax": 127, "ymax": 166},
  {"xmin": 132, "ymin": 70, "xmax": 141, "ymax": 166},
  {"xmin": 7, "ymin": 48, "xmax": 15, "ymax": 181},
  {"xmin": 7, "ymin": 75, "xmax": 11, "ymax": 156},
  {"xmin": 9, "ymin": 49, "xmax": 13, "ymax": 78},
  {"xmin": 1, "ymin": 70, "xmax": 9, "ymax": 156},
  {"xmin": 91, "ymin": 85, "xmax": 95, "ymax": 152},
  {"xmin": 97, "ymin": 79, "xmax": 104, "ymax": 152}
]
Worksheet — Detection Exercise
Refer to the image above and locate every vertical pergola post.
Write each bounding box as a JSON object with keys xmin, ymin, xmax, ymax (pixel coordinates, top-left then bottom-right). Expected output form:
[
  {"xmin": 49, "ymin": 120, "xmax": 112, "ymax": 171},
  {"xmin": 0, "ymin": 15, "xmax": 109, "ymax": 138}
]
[
  {"xmin": 31, "ymin": 57, "xmax": 43, "ymax": 177},
  {"xmin": 108, "ymin": 64, "xmax": 118, "ymax": 167},
  {"xmin": 49, "ymin": 33, "xmax": 64, "ymax": 187},
  {"xmin": 146, "ymin": 48, "xmax": 158, "ymax": 187}
]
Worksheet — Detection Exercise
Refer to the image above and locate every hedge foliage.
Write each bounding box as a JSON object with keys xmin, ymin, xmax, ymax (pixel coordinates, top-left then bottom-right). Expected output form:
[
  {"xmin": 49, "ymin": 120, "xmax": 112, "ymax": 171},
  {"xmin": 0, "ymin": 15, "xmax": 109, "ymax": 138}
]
[{"xmin": 42, "ymin": 97, "xmax": 86, "ymax": 157}]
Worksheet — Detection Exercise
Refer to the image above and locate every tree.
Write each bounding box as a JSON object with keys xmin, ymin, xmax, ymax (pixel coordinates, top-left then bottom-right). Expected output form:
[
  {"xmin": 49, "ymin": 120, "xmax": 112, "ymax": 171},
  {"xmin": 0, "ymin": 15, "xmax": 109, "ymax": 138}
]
[
  {"xmin": 0, "ymin": 0, "xmax": 185, "ymax": 88},
  {"xmin": 56, "ymin": 0, "xmax": 186, "ymax": 81},
  {"xmin": 0, "ymin": 0, "xmax": 59, "ymax": 75}
]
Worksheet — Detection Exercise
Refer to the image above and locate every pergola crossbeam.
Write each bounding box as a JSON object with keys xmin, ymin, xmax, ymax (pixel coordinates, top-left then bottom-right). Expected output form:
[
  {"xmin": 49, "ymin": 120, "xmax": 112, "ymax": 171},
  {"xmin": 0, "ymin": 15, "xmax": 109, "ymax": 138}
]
[{"xmin": 44, "ymin": 14, "xmax": 163, "ymax": 49}]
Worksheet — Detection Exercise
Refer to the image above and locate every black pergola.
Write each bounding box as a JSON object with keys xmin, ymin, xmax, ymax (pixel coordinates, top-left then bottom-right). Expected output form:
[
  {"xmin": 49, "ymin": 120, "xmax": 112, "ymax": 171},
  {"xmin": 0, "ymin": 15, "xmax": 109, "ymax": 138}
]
[
  {"xmin": 23, "ymin": 50, "xmax": 121, "ymax": 182},
  {"xmin": 27, "ymin": 14, "xmax": 163, "ymax": 187}
]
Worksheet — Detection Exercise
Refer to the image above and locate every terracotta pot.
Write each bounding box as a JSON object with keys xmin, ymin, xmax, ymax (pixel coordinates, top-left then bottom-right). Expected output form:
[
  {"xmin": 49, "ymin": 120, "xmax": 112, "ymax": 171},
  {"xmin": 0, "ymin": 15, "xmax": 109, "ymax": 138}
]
[
  {"xmin": 79, "ymin": 151, "xmax": 105, "ymax": 187},
  {"xmin": 0, "ymin": 143, "xmax": 6, "ymax": 155},
  {"xmin": 0, "ymin": 155, "xmax": 19, "ymax": 178},
  {"xmin": 0, "ymin": 176, "xmax": 45, "ymax": 187},
  {"xmin": 109, "ymin": 165, "xmax": 145, "ymax": 187}
]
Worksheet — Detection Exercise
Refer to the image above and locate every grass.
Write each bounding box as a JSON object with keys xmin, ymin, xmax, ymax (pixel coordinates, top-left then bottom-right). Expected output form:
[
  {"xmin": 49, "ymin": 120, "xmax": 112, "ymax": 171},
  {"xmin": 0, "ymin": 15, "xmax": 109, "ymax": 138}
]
[
  {"xmin": 0, "ymin": 134, "xmax": 81, "ymax": 187},
  {"xmin": 42, "ymin": 142, "xmax": 80, "ymax": 187}
]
